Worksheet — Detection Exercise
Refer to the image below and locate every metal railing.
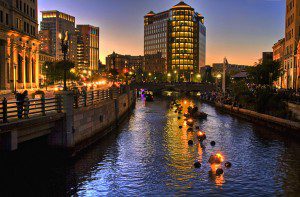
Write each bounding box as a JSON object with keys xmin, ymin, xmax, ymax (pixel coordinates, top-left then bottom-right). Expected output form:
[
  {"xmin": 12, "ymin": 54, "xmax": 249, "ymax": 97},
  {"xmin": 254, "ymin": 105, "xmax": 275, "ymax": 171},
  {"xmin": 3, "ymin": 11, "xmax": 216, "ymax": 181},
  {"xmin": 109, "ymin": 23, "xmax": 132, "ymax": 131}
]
[
  {"xmin": 74, "ymin": 89, "xmax": 121, "ymax": 108},
  {"xmin": 0, "ymin": 87, "xmax": 125, "ymax": 124},
  {"xmin": 0, "ymin": 95, "xmax": 63, "ymax": 124}
]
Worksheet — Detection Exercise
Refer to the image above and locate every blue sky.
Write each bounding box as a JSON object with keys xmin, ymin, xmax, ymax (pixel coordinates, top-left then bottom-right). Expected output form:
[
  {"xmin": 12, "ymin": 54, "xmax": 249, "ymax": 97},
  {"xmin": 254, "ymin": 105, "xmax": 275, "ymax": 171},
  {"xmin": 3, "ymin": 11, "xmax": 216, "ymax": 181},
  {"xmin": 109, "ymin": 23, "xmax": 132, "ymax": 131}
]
[{"xmin": 39, "ymin": 0, "xmax": 285, "ymax": 65}]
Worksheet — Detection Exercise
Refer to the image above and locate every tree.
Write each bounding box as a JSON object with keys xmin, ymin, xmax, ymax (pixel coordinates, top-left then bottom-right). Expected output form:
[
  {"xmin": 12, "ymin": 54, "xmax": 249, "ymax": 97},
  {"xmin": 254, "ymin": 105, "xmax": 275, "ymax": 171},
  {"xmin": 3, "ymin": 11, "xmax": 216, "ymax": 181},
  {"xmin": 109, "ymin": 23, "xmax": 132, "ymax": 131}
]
[
  {"xmin": 201, "ymin": 68, "xmax": 214, "ymax": 83},
  {"xmin": 42, "ymin": 60, "xmax": 78, "ymax": 84},
  {"xmin": 247, "ymin": 61, "xmax": 283, "ymax": 86}
]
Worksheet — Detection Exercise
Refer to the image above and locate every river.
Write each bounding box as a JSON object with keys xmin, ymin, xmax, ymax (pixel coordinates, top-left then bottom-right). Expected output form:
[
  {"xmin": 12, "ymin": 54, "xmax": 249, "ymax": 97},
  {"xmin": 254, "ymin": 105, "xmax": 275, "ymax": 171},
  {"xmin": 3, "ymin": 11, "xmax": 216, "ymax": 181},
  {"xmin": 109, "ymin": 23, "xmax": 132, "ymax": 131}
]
[{"xmin": 0, "ymin": 98, "xmax": 299, "ymax": 196}]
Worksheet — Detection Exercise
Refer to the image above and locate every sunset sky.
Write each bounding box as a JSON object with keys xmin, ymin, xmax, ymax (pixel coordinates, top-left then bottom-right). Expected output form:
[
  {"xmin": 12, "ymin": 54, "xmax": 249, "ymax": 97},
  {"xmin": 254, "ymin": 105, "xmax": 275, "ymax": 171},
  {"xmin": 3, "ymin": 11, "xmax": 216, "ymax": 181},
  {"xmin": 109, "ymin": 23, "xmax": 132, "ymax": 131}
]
[{"xmin": 38, "ymin": 0, "xmax": 285, "ymax": 66}]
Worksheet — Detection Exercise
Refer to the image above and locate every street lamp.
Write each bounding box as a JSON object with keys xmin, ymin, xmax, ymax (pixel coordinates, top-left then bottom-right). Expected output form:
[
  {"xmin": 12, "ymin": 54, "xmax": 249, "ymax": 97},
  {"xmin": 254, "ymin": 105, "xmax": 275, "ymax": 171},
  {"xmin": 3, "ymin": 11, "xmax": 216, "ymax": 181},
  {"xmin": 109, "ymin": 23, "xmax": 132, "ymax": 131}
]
[
  {"xmin": 174, "ymin": 70, "xmax": 178, "ymax": 82},
  {"xmin": 45, "ymin": 65, "xmax": 48, "ymax": 91},
  {"xmin": 59, "ymin": 31, "xmax": 69, "ymax": 91},
  {"xmin": 190, "ymin": 72, "xmax": 194, "ymax": 82}
]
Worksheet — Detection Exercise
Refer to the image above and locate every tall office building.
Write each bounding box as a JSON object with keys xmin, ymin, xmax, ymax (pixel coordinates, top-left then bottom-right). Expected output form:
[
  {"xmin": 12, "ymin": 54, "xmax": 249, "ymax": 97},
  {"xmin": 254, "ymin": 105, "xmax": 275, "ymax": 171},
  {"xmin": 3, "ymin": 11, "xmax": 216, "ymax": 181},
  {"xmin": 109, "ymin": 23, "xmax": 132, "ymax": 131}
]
[
  {"xmin": 38, "ymin": 29, "xmax": 51, "ymax": 54},
  {"xmin": 284, "ymin": 0, "xmax": 300, "ymax": 89},
  {"xmin": 144, "ymin": 1, "xmax": 206, "ymax": 82},
  {"xmin": 76, "ymin": 25, "xmax": 100, "ymax": 71},
  {"xmin": 40, "ymin": 10, "xmax": 77, "ymax": 64},
  {"xmin": 0, "ymin": 0, "xmax": 40, "ymax": 90}
]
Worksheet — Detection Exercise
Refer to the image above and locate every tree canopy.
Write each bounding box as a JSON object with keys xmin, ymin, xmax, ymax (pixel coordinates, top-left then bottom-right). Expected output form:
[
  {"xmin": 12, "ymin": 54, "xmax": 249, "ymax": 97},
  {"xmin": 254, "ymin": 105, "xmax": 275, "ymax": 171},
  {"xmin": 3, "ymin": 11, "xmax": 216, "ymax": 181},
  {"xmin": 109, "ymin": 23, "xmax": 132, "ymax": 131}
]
[
  {"xmin": 247, "ymin": 61, "xmax": 283, "ymax": 86},
  {"xmin": 42, "ymin": 60, "xmax": 78, "ymax": 84}
]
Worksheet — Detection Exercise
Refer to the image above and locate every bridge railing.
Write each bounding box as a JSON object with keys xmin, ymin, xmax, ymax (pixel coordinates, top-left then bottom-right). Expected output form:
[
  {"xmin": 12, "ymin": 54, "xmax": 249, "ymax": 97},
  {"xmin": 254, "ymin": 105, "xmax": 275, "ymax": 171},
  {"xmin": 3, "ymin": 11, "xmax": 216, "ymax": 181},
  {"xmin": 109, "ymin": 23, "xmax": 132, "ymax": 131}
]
[
  {"xmin": 73, "ymin": 89, "xmax": 114, "ymax": 108},
  {"xmin": 0, "ymin": 87, "xmax": 126, "ymax": 124},
  {"xmin": 0, "ymin": 95, "xmax": 63, "ymax": 123}
]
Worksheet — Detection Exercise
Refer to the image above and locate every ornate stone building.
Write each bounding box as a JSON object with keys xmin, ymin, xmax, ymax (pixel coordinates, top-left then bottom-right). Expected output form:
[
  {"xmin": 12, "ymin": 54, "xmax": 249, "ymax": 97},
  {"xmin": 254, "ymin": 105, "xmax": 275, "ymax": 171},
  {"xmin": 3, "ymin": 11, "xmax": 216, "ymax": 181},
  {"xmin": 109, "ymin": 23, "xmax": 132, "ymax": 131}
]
[{"xmin": 0, "ymin": 0, "xmax": 40, "ymax": 90}]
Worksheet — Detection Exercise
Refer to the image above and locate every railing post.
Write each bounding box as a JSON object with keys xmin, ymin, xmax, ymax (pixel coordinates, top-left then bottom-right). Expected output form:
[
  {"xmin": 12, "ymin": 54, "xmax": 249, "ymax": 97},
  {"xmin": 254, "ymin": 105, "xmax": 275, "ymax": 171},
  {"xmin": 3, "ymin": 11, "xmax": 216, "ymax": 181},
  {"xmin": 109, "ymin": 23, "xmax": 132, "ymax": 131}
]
[
  {"xmin": 57, "ymin": 94, "xmax": 63, "ymax": 113},
  {"xmin": 83, "ymin": 91, "xmax": 87, "ymax": 107},
  {"xmin": 41, "ymin": 94, "xmax": 46, "ymax": 116},
  {"xmin": 24, "ymin": 96, "xmax": 30, "ymax": 119},
  {"xmin": 91, "ymin": 90, "xmax": 94, "ymax": 104},
  {"xmin": 74, "ymin": 93, "xmax": 79, "ymax": 109},
  {"xmin": 97, "ymin": 90, "xmax": 100, "ymax": 101},
  {"xmin": 2, "ymin": 97, "xmax": 8, "ymax": 123}
]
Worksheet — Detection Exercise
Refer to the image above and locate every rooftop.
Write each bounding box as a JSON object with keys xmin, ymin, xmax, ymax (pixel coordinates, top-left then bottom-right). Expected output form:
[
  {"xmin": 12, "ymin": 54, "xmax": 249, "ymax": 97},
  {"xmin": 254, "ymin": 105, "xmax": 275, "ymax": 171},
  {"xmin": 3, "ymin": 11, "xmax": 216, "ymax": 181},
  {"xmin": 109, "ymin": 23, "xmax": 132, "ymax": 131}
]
[{"xmin": 172, "ymin": 1, "xmax": 192, "ymax": 9}]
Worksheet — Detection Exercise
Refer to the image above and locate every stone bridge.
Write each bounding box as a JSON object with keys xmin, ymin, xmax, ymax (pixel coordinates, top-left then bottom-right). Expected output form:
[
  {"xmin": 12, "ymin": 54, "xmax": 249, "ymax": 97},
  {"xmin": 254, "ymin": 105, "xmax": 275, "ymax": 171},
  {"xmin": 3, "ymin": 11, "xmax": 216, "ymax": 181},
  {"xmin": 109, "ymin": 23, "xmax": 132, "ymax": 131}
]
[
  {"xmin": 131, "ymin": 83, "xmax": 217, "ymax": 93},
  {"xmin": 0, "ymin": 88, "xmax": 136, "ymax": 155}
]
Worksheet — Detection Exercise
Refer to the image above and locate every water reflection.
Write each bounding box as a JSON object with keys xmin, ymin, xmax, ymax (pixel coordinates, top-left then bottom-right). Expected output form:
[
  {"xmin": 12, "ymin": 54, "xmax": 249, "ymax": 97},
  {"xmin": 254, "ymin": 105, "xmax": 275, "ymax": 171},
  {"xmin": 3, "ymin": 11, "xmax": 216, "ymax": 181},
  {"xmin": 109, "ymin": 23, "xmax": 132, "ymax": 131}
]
[{"xmin": 0, "ymin": 98, "xmax": 299, "ymax": 196}]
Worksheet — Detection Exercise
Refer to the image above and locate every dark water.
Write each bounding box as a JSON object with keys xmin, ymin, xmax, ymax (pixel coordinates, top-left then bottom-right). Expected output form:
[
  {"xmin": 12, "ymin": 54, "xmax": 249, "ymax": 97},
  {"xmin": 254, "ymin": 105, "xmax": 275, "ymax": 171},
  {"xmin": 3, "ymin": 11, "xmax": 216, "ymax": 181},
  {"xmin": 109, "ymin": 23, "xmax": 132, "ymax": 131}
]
[{"xmin": 0, "ymin": 98, "xmax": 300, "ymax": 196}]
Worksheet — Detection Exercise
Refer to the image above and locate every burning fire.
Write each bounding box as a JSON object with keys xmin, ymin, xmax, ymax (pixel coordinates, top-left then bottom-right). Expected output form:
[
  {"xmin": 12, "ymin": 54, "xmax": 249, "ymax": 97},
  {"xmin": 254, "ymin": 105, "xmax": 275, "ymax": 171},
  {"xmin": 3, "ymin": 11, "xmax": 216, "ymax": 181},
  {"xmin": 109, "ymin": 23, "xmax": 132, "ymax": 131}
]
[
  {"xmin": 187, "ymin": 118, "xmax": 193, "ymax": 123},
  {"xmin": 197, "ymin": 131, "xmax": 206, "ymax": 137},
  {"xmin": 209, "ymin": 153, "xmax": 224, "ymax": 164},
  {"xmin": 216, "ymin": 153, "xmax": 224, "ymax": 163}
]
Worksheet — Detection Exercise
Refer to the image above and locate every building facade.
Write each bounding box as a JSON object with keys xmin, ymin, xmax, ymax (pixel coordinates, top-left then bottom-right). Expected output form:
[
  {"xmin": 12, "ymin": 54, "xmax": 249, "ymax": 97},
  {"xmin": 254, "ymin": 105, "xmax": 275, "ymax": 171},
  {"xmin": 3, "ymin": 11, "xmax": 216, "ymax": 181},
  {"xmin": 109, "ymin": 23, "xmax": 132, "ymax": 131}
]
[
  {"xmin": 262, "ymin": 52, "xmax": 273, "ymax": 64},
  {"xmin": 40, "ymin": 10, "xmax": 77, "ymax": 63},
  {"xmin": 76, "ymin": 25, "xmax": 99, "ymax": 72},
  {"xmin": 144, "ymin": 1, "xmax": 206, "ymax": 82},
  {"xmin": 106, "ymin": 53, "xmax": 144, "ymax": 73},
  {"xmin": 0, "ymin": 0, "xmax": 40, "ymax": 90},
  {"xmin": 144, "ymin": 52, "xmax": 165, "ymax": 73},
  {"xmin": 284, "ymin": 0, "xmax": 300, "ymax": 89},
  {"xmin": 273, "ymin": 38, "xmax": 285, "ymax": 88},
  {"xmin": 38, "ymin": 29, "xmax": 51, "ymax": 54}
]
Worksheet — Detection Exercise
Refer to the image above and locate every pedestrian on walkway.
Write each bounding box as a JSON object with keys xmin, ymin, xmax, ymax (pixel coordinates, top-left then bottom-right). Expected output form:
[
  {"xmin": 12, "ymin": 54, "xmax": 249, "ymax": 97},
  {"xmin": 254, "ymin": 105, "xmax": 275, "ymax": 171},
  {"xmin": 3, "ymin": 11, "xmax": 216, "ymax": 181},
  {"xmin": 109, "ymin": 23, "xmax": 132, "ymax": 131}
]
[
  {"xmin": 16, "ymin": 91, "xmax": 27, "ymax": 119},
  {"xmin": 23, "ymin": 91, "xmax": 30, "ymax": 119}
]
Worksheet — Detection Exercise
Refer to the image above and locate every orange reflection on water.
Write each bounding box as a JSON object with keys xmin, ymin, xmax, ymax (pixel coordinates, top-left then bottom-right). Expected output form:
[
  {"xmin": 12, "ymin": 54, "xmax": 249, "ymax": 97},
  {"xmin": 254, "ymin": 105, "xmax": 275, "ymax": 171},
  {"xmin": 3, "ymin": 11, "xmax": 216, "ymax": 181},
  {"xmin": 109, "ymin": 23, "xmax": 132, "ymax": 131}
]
[
  {"xmin": 209, "ymin": 164, "xmax": 225, "ymax": 187},
  {"xmin": 196, "ymin": 143, "xmax": 203, "ymax": 163}
]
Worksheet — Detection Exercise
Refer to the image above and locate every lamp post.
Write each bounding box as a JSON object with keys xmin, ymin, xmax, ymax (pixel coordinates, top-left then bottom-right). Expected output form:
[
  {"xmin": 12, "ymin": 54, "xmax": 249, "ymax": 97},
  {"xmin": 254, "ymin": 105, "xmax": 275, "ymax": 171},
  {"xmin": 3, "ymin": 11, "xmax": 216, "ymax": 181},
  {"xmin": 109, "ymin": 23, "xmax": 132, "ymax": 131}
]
[
  {"xmin": 174, "ymin": 70, "xmax": 177, "ymax": 82},
  {"xmin": 197, "ymin": 74, "xmax": 201, "ymax": 83},
  {"xmin": 59, "ymin": 31, "xmax": 69, "ymax": 91},
  {"xmin": 110, "ymin": 52, "xmax": 117, "ymax": 85},
  {"xmin": 167, "ymin": 73, "xmax": 171, "ymax": 83},
  {"xmin": 190, "ymin": 72, "xmax": 194, "ymax": 82},
  {"xmin": 45, "ymin": 65, "xmax": 48, "ymax": 91}
]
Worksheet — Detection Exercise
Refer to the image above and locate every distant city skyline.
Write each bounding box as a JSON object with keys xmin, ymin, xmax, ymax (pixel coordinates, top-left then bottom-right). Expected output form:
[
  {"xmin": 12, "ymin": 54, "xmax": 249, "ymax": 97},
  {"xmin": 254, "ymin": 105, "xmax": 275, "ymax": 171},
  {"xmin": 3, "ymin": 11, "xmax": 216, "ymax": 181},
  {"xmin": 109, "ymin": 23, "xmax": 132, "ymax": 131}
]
[{"xmin": 38, "ymin": 0, "xmax": 285, "ymax": 66}]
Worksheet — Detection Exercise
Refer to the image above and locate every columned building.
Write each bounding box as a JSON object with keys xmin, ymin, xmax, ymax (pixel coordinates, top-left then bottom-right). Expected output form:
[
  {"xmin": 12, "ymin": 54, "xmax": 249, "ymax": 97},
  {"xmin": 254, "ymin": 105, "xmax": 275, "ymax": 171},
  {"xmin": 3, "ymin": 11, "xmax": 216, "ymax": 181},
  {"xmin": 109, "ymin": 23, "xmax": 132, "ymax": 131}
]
[
  {"xmin": 284, "ymin": 0, "xmax": 300, "ymax": 89},
  {"xmin": 144, "ymin": 1, "xmax": 206, "ymax": 82},
  {"xmin": 0, "ymin": 0, "xmax": 40, "ymax": 90},
  {"xmin": 76, "ymin": 25, "xmax": 100, "ymax": 72},
  {"xmin": 40, "ymin": 10, "xmax": 77, "ymax": 64}
]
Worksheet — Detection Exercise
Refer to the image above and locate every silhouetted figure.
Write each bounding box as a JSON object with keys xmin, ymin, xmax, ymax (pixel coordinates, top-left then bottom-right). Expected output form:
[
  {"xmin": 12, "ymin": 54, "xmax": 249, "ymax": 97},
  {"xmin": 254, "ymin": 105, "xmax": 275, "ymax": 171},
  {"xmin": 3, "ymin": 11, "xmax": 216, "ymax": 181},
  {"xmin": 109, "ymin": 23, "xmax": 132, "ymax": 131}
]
[{"xmin": 16, "ymin": 91, "xmax": 28, "ymax": 119}]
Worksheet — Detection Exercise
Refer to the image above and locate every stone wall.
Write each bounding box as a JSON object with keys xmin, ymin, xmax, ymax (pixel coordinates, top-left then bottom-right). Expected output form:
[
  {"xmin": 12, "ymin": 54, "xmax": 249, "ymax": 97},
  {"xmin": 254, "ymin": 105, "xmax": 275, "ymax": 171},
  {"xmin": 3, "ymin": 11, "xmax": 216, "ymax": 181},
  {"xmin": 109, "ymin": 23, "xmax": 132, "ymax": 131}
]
[
  {"xmin": 70, "ymin": 90, "xmax": 136, "ymax": 153},
  {"xmin": 215, "ymin": 103, "xmax": 300, "ymax": 138},
  {"xmin": 73, "ymin": 99, "xmax": 116, "ymax": 145}
]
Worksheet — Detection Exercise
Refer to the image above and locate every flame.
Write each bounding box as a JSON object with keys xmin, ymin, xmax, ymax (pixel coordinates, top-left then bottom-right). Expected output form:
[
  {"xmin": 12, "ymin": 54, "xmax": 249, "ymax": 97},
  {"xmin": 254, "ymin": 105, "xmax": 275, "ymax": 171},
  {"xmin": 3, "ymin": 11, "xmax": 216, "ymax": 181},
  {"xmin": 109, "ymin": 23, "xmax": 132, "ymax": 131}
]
[
  {"xmin": 187, "ymin": 118, "xmax": 193, "ymax": 123},
  {"xmin": 216, "ymin": 153, "xmax": 224, "ymax": 163}
]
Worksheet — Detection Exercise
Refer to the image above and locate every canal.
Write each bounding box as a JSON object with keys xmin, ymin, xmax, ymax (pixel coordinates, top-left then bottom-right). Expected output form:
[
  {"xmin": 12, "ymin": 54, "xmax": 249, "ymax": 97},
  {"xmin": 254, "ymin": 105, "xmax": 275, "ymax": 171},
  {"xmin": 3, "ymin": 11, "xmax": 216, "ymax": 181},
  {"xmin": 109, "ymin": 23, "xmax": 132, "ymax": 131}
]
[{"xmin": 0, "ymin": 98, "xmax": 300, "ymax": 196}]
